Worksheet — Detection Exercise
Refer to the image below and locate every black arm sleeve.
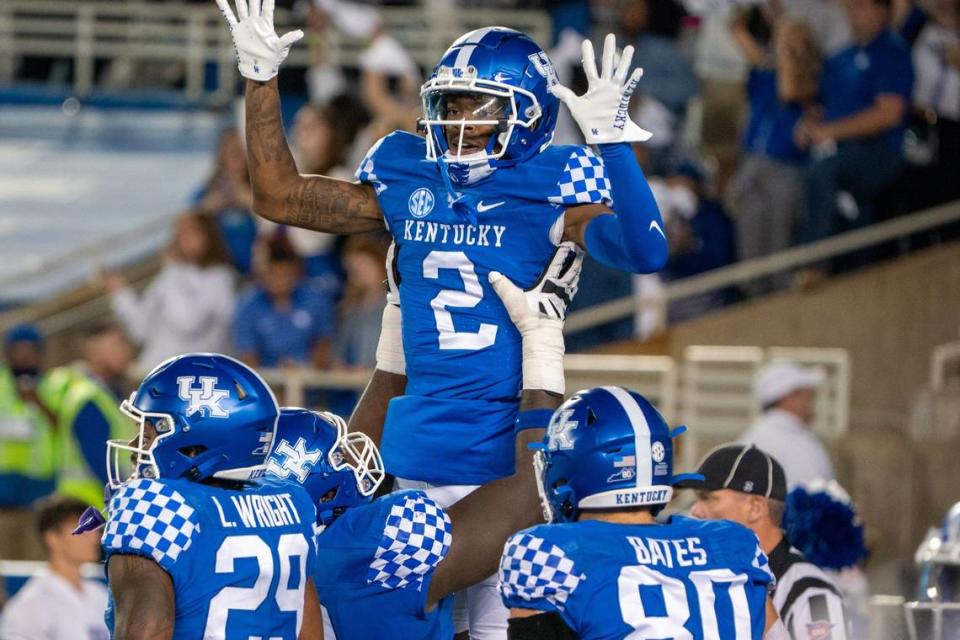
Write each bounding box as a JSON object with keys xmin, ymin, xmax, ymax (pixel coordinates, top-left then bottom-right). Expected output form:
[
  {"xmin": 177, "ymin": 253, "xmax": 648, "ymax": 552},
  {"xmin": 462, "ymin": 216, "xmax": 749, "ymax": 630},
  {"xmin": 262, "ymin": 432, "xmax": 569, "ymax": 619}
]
[{"xmin": 508, "ymin": 612, "xmax": 578, "ymax": 640}]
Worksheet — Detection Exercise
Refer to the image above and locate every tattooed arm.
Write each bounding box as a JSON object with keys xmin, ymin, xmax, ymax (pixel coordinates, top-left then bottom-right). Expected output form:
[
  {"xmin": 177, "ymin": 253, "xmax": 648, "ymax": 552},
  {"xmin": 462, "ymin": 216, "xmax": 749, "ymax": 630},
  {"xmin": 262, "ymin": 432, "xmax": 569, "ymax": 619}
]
[{"xmin": 245, "ymin": 79, "xmax": 385, "ymax": 234}]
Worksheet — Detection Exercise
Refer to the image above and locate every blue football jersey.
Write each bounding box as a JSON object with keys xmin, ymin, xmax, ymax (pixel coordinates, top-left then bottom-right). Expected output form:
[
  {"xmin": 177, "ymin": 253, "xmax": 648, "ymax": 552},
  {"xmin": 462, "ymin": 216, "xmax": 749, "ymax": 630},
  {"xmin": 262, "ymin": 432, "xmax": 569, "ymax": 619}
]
[
  {"xmin": 312, "ymin": 490, "xmax": 454, "ymax": 640},
  {"xmin": 102, "ymin": 477, "xmax": 317, "ymax": 640},
  {"xmin": 356, "ymin": 131, "xmax": 612, "ymax": 485},
  {"xmin": 499, "ymin": 517, "xmax": 775, "ymax": 640}
]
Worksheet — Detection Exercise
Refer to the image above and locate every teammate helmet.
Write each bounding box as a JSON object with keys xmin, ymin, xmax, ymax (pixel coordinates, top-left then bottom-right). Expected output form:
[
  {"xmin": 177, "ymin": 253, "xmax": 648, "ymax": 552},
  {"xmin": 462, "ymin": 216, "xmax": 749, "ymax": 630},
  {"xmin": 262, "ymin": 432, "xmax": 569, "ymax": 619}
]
[
  {"xmin": 907, "ymin": 502, "xmax": 960, "ymax": 639},
  {"xmin": 107, "ymin": 353, "xmax": 279, "ymax": 489},
  {"xmin": 420, "ymin": 26, "xmax": 560, "ymax": 186},
  {"xmin": 916, "ymin": 502, "xmax": 960, "ymax": 601},
  {"xmin": 267, "ymin": 408, "xmax": 384, "ymax": 526},
  {"xmin": 534, "ymin": 386, "xmax": 699, "ymax": 523}
]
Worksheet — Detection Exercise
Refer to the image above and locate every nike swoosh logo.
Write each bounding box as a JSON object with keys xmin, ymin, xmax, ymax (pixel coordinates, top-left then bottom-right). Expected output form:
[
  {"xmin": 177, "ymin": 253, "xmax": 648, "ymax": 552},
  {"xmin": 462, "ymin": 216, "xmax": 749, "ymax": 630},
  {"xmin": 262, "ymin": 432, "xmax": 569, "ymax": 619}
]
[
  {"xmin": 476, "ymin": 201, "xmax": 506, "ymax": 213},
  {"xmin": 649, "ymin": 220, "xmax": 666, "ymax": 239}
]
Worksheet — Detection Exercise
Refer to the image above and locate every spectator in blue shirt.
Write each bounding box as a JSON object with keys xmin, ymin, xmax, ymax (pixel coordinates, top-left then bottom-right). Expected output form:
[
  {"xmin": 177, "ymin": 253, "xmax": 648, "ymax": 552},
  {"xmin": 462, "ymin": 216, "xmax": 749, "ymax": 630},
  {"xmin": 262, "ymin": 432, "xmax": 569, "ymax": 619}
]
[
  {"xmin": 233, "ymin": 237, "xmax": 335, "ymax": 369},
  {"xmin": 332, "ymin": 234, "xmax": 389, "ymax": 371},
  {"xmin": 796, "ymin": 0, "xmax": 914, "ymax": 247},
  {"xmin": 727, "ymin": 14, "xmax": 821, "ymax": 294},
  {"xmin": 618, "ymin": 0, "xmax": 699, "ymax": 118},
  {"xmin": 617, "ymin": 0, "xmax": 699, "ymax": 175},
  {"xmin": 193, "ymin": 128, "xmax": 258, "ymax": 276},
  {"xmin": 655, "ymin": 163, "xmax": 738, "ymax": 323}
]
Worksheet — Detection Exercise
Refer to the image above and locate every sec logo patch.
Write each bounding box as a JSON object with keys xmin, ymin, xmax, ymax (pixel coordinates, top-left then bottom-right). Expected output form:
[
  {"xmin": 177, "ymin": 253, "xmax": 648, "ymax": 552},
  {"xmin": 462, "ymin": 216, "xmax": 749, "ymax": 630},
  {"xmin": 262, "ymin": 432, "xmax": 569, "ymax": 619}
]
[
  {"xmin": 651, "ymin": 441, "xmax": 665, "ymax": 463},
  {"xmin": 408, "ymin": 188, "xmax": 435, "ymax": 219}
]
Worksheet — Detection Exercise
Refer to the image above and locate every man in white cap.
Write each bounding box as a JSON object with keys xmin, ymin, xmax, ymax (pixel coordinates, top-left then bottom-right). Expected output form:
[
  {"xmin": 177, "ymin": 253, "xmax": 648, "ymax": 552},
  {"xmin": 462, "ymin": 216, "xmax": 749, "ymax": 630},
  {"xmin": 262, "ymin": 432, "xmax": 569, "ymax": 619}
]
[{"xmin": 738, "ymin": 360, "xmax": 835, "ymax": 488}]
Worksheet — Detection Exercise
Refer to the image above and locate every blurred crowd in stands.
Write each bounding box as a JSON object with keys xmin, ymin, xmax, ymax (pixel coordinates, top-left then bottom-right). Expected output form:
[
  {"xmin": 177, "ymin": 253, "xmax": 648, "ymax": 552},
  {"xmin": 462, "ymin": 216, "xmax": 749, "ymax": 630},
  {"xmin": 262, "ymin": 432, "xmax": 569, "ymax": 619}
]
[
  {"xmin": 73, "ymin": 0, "xmax": 957, "ymax": 347},
  {"xmin": 10, "ymin": 0, "xmax": 957, "ymax": 345}
]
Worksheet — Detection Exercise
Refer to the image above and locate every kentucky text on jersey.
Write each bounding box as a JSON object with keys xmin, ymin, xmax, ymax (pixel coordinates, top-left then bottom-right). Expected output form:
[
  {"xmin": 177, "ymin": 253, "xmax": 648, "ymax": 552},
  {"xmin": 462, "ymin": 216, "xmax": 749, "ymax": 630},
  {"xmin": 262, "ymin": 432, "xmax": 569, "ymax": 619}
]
[
  {"xmin": 627, "ymin": 536, "xmax": 708, "ymax": 568},
  {"xmin": 402, "ymin": 220, "xmax": 507, "ymax": 248},
  {"xmin": 211, "ymin": 493, "xmax": 303, "ymax": 529},
  {"xmin": 356, "ymin": 131, "xmax": 613, "ymax": 486},
  {"xmin": 615, "ymin": 488, "xmax": 670, "ymax": 505}
]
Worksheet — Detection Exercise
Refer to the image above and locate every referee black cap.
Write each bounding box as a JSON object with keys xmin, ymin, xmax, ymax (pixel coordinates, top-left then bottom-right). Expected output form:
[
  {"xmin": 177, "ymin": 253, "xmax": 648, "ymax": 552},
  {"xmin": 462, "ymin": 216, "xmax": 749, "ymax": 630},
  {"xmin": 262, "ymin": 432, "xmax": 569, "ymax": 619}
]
[{"xmin": 675, "ymin": 444, "xmax": 787, "ymax": 501}]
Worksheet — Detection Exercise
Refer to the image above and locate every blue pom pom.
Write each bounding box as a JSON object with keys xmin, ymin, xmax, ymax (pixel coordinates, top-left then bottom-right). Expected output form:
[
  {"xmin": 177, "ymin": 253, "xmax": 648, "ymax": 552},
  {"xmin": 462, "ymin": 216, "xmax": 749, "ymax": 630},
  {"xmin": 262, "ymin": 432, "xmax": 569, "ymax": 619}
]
[{"xmin": 784, "ymin": 486, "xmax": 867, "ymax": 570}]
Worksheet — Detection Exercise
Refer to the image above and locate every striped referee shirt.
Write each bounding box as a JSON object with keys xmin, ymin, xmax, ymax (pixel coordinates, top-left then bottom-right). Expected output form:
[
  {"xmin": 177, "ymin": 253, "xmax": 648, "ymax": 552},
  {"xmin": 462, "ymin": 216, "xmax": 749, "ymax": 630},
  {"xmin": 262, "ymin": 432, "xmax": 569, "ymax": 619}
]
[{"xmin": 768, "ymin": 536, "xmax": 848, "ymax": 640}]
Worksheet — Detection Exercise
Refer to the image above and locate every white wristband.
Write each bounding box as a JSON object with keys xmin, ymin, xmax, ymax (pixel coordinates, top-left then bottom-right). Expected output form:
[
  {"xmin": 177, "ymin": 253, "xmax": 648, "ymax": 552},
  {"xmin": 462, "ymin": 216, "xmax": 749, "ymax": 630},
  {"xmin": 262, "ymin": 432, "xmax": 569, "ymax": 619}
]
[
  {"xmin": 520, "ymin": 319, "xmax": 565, "ymax": 396},
  {"xmin": 375, "ymin": 304, "xmax": 405, "ymax": 375}
]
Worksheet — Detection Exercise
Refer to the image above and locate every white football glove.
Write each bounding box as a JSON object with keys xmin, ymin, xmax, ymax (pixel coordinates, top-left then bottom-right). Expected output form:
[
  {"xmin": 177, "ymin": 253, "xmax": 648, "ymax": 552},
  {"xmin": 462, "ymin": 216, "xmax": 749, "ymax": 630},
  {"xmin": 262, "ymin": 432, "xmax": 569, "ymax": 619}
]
[
  {"xmin": 550, "ymin": 33, "xmax": 653, "ymax": 145},
  {"xmin": 215, "ymin": 0, "xmax": 303, "ymax": 82},
  {"xmin": 375, "ymin": 241, "xmax": 405, "ymax": 375},
  {"xmin": 488, "ymin": 242, "xmax": 584, "ymax": 395}
]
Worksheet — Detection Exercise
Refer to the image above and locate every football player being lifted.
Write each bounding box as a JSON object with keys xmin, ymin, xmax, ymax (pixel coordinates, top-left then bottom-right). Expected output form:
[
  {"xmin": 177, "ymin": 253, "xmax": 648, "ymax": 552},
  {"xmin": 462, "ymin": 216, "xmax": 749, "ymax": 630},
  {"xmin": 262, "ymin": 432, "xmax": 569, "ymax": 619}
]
[
  {"xmin": 93, "ymin": 354, "xmax": 321, "ymax": 639},
  {"xmin": 266, "ymin": 246, "xmax": 580, "ymax": 639},
  {"xmin": 216, "ymin": 0, "xmax": 666, "ymax": 633}
]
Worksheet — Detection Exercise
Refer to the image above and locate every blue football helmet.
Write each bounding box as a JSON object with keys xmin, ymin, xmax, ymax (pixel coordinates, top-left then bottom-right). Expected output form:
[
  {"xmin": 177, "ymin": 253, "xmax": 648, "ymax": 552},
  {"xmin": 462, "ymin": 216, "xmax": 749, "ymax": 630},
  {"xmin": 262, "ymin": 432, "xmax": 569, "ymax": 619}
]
[
  {"xmin": 534, "ymin": 386, "xmax": 699, "ymax": 523},
  {"xmin": 908, "ymin": 502, "xmax": 960, "ymax": 640},
  {"xmin": 267, "ymin": 408, "xmax": 385, "ymax": 526},
  {"xmin": 916, "ymin": 502, "xmax": 960, "ymax": 602},
  {"xmin": 107, "ymin": 353, "xmax": 279, "ymax": 489},
  {"xmin": 420, "ymin": 26, "xmax": 560, "ymax": 186}
]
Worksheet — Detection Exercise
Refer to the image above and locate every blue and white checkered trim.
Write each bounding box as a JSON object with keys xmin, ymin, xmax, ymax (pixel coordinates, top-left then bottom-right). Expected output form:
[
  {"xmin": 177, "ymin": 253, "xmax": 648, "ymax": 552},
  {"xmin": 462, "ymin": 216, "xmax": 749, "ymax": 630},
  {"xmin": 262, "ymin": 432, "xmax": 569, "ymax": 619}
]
[
  {"xmin": 367, "ymin": 494, "xmax": 452, "ymax": 590},
  {"xmin": 355, "ymin": 136, "xmax": 388, "ymax": 196},
  {"xmin": 499, "ymin": 533, "xmax": 585, "ymax": 610},
  {"xmin": 102, "ymin": 478, "xmax": 198, "ymax": 570},
  {"xmin": 549, "ymin": 147, "xmax": 613, "ymax": 207},
  {"xmin": 753, "ymin": 542, "xmax": 776, "ymax": 585}
]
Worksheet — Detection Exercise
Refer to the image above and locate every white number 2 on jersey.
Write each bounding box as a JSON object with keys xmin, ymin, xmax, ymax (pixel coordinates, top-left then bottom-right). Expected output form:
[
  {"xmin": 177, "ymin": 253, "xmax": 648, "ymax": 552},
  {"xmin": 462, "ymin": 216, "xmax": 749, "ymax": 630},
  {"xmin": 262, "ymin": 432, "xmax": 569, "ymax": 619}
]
[
  {"xmin": 204, "ymin": 533, "xmax": 309, "ymax": 639},
  {"xmin": 422, "ymin": 250, "xmax": 498, "ymax": 350},
  {"xmin": 618, "ymin": 566, "xmax": 754, "ymax": 638}
]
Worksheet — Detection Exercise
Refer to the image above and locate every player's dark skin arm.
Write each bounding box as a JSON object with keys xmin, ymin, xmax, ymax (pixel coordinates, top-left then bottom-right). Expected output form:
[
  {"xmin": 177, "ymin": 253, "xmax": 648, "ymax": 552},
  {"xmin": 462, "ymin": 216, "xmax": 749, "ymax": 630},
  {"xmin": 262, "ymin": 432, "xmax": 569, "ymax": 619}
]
[
  {"xmin": 346, "ymin": 369, "xmax": 407, "ymax": 448},
  {"xmin": 109, "ymin": 555, "xmax": 175, "ymax": 640},
  {"xmin": 562, "ymin": 203, "xmax": 611, "ymax": 249},
  {"xmin": 299, "ymin": 578, "xmax": 324, "ymax": 640},
  {"xmin": 426, "ymin": 389, "xmax": 561, "ymax": 608},
  {"xmin": 244, "ymin": 79, "xmax": 384, "ymax": 233}
]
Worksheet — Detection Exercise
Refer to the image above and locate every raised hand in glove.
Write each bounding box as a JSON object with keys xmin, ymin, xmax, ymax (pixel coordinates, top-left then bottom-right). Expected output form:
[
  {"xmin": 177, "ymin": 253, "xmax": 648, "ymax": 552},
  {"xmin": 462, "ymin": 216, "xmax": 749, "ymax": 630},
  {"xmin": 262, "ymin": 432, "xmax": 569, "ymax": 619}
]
[
  {"xmin": 215, "ymin": 0, "xmax": 303, "ymax": 82},
  {"xmin": 550, "ymin": 33, "xmax": 653, "ymax": 145}
]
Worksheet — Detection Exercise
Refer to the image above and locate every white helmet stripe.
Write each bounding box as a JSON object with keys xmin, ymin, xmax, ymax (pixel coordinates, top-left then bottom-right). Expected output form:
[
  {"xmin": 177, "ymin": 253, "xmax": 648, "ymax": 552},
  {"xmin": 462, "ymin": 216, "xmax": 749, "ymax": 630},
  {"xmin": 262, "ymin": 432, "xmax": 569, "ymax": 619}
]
[
  {"xmin": 453, "ymin": 45, "xmax": 477, "ymax": 71},
  {"xmin": 601, "ymin": 386, "xmax": 652, "ymax": 489},
  {"xmin": 452, "ymin": 27, "xmax": 496, "ymax": 69}
]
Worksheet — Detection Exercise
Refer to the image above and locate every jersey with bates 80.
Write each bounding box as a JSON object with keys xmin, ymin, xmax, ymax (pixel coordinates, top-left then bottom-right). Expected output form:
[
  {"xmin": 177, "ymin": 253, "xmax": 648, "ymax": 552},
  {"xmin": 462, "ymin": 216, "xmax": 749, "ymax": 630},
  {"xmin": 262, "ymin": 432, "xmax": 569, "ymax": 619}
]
[
  {"xmin": 358, "ymin": 132, "xmax": 610, "ymax": 486},
  {"xmin": 500, "ymin": 517, "xmax": 775, "ymax": 639}
]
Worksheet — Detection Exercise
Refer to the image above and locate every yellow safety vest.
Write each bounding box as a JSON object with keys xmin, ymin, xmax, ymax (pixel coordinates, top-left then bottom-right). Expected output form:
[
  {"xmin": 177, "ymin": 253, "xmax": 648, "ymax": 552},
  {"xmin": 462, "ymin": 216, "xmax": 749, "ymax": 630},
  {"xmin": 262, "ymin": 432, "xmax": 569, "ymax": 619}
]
[
  {"xmin": 0, "ymin": 367, "xmax": 56, "ymax": 483},
  {"xmin": 40, "ymin": 366, "xmax": 130, "ymax": 509}
]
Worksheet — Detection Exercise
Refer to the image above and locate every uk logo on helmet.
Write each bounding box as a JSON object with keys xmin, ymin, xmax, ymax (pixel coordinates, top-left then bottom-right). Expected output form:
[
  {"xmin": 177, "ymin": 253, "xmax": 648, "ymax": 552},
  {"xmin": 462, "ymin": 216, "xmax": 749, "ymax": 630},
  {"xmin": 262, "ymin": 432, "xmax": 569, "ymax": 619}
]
[
  {"xmin": 267, "ymin": 437, "xmax": 322, "ymax": 483},
  {"xmin": 177, "ymin": 376, "xmax": 230, "ymax": 418},
  {"xmin": 527, "ymin": 52, "xmax": 558, "ymax": 86},
  {"xmin": 547, "ymin": 409, "xmax": 579, "ymax": 451},
  {"xmin": 408, "ymin": 188, "xmax": 435, "ymax": 219}
]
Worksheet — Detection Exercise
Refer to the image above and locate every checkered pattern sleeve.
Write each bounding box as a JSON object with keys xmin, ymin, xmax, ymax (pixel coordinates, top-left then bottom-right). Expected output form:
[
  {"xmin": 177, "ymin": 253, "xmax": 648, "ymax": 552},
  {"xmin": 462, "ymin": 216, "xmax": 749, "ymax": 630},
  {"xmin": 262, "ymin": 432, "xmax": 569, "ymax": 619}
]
[
  {"xmin": 498, "ymin": 532, "xmax": 585, "ymax": 612},
  {"xmin": 366, "ymin": 493, "xmax": 453, "ymax": 590},
  {"xmin": 354, "ymin": 135, "xmax": 389, "ymax": 195},
  {"xmin": 548, "ymin": 146, "xmax": 613, "ymax": 207},
  {"xmin": 751, "ymin": 541, "xmax": 776, "ymax": 588},
  {"xmin": 102, "ymin": 478, "xmax": 199, "ymax": 572}
]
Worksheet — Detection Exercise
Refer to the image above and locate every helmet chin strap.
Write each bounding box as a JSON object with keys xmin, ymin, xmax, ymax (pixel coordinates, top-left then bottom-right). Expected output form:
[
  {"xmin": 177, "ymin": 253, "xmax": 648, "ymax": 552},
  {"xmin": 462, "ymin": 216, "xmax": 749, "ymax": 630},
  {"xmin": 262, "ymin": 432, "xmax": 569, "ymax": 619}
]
[
  {"xmin": 436, "ymin": 154, "xmax": 476, "ymax": 224},
  {"xmin": 431, "ymin": 122, "xmax": 477, "ymax": 224}
]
